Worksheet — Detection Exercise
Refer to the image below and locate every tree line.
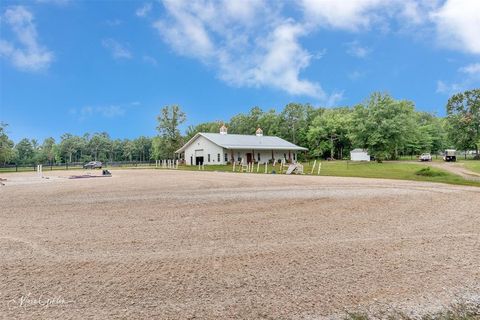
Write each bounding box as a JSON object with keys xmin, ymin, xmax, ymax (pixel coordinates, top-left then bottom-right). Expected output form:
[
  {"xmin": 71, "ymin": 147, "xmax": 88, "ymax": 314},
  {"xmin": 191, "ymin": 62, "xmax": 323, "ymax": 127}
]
[{"xmin": 0, "ymin": 90, "xmax": 479, "ymax": 166}]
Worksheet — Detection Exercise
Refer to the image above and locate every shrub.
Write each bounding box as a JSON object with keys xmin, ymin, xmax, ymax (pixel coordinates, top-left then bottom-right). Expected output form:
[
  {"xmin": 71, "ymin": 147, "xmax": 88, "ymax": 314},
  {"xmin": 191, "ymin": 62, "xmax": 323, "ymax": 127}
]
[{"xmin": 415, "ymin": 167, "xmax": 447, "ymax": 177}]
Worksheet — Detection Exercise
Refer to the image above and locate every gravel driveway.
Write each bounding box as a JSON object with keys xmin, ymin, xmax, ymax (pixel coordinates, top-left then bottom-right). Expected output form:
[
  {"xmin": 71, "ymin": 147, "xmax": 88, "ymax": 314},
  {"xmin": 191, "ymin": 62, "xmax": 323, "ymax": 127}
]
[{"xmin": 1, "ymin": 170, "xmax": 479, "ymax": 319}]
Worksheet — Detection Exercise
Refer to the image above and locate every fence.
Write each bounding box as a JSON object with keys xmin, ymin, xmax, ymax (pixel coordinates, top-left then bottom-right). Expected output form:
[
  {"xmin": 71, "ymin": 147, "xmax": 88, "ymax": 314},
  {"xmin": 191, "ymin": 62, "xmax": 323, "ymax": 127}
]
[{"xmin": 0, "ymin": 161, "xmax": 160, "ymax": 173}]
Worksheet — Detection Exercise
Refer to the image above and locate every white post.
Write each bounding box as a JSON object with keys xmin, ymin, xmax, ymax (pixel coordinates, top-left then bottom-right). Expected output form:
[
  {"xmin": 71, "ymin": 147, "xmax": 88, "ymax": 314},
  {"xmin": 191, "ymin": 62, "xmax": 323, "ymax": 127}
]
[
  {"xmin": 175, "ymin": 160, "xmax": 178, "ymax": 169},
  {"xmin": 311, "ymin": 160, "xmax": 316, "ymax": 174},
  {"xmin": 318, "ymin": 162, "xmax": 322, "ymax": 175},
  {"xmin": 265, "ymin": 162, "xmax": 268, "ymax": 174},
  {"xmin": 233, "ymin": 162, "xmax": 236, "ymax": 172},
  {"xmin": 198, "ymin": 164, "xmax": 201, "ymax": 170},
  {"xmin": 257, "ymin": 162, "xmax": 260, "ymax": 173},
  {"xmin": 202, "ymin": 164, "xmax": 205, "ymax": 171}
]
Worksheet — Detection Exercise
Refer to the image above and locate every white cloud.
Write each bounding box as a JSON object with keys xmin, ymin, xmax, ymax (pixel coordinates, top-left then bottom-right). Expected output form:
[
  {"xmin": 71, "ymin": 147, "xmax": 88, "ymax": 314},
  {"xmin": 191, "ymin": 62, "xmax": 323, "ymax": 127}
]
[
  {"xmin": 142, "ymin": 55, "xmax": 158, "ymax": 66},
  {"xmin": 70, "ymin": 105, "xmax": 126, "ymax": 121},
  {"xmin": 300, "ymin": 0, "xmax": 385, "ymax": 31},
  {"xmin": 459, "ymin": 63, "xmax": 480, "ymax": 75},
  {"xmin": 35, "ymin": 0, "xmax": 71, "ymax": 5},
  {"xmin": 154, "ymin": 0, "xmax": 335, "ymax": 101},
  {"xmin": 102, "ymin": 39, "xmax": 132, "ymax": 59},
  {"xmin": 105, "ymin": 19, "xmax": 122, "ymax": 27},
  {"xmin": 150, "ymin": 0, "xmax": 479, "ymax": 103},
  {"xmin": 136, "ymin": 3, "xmax": 152, "ymax": 17},
  {"xmin": 436, "ymin": 80, "xmax": 465, "ymax": 95},
  {"xmin": 437, "ymin": 62, "xmax": 480, "ymax": 95},
  {"xmin": 345, "ymin": 41, "xmax": 370, "ymax": 58},
  {"xmin": 430, "ymin": 0, "xmax": 480, "ymax": 55},
  {"xmin": 348, "ymin": 70, "xmax": 365, "ymax": 81},
  {"xmin": 0, "ymin": 6, "xmax": 54, "ymax": 72}
]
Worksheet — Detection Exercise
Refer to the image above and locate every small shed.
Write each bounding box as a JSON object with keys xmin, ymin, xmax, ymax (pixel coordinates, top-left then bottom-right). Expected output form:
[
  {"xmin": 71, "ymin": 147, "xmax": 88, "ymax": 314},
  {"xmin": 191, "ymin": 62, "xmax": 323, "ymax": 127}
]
[{"xmin": 350, "ymin": 149, "xmax": 370, "ymax": 162}]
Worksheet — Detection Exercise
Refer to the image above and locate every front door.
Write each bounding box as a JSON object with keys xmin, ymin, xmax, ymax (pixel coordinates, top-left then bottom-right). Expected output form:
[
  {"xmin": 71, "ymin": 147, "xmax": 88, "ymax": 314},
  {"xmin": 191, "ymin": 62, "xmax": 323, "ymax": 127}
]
[{"xmin": 246, "ymin": 153, "xmax": 252, "ymax": 163}]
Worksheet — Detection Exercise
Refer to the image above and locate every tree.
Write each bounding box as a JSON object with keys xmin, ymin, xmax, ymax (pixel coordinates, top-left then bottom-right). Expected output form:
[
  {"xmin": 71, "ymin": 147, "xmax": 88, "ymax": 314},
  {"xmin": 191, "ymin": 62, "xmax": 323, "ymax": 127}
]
[
  {"xmin": 88, "ymin": 132, "xmax": 111, "ymax": 161},
  {"xmin": 278, "ymin": 103, "xmax": 313, "ymax": 147},
  {"xmin": 122, "ymin": 139, "xmax": 137, "ymax": 161},
  {"xmin": 446, "ymin": 89, "xmax": 480, "ymax": 159},
  {"xmin": 185, "ymin": 121, "xmax": 223, "ymax": 141},
  {"xmin": 15, "ymin": 138, "xmax": 35, "ymax": 164},
  {"xmin": 39, "ymin": 137, "xmax": 56, "ymax": 163},
  {"xmin": 350, "ymin": 93, "xmax": 417, "ymax": 161},
  {"xmin": 307, "ymin": 108, "xmax": 352, "ymax": 159},
  {"xmin": 156, "ymin": 105, "xmax": 186, "ymax": 157},
  {"xmin": 134, "ymin": 136, "xmax": 152, "ymax": 161},
  {"xmin": 0, "ymin": 123, "xmax": 15, "ymax": 165},
  {"xmin": 59, "ymin": 134, "xmax": 78, "ymax": 163}
]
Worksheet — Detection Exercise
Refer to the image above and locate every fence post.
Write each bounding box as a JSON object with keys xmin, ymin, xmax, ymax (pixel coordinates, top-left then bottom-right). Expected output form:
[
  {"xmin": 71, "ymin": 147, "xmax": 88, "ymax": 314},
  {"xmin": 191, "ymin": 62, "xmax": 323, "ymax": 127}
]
[
  {"xmin": 66, "ymin": 162, "xmax": 69, "ymax": 170},
  {"xmin": 16, "ymin": 164, "xmax": 18, "ymax": 172}
]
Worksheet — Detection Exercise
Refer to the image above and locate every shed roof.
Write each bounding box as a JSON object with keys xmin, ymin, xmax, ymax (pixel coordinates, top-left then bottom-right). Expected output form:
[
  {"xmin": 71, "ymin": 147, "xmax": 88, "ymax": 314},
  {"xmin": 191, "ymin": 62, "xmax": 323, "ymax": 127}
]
[
  {"xmin": 175, "ymin": 133, "xmax": 308, "ymax": 153},
  {"xmin": 350, "ymin": 148, "xmax": 369, "ymax": 153}
]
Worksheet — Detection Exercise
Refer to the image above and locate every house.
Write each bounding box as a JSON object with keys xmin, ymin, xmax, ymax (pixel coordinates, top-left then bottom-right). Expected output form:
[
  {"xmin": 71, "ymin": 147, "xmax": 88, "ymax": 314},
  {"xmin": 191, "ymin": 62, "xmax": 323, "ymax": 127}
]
[
  {"xmin": 350, "ymin": 148, "xmax": 370, "ymax": 161},
  {"xmin": 175, "ymin": 125, "xmax": 308, "ymax": 165}
]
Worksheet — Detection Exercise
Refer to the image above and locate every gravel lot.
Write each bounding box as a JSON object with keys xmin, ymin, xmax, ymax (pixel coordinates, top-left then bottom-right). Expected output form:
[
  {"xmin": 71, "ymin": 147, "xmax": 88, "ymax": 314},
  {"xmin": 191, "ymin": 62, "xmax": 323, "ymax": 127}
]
[{"xmin": 1, "ymin": 169, "xmax": 479, "ymax": 319}]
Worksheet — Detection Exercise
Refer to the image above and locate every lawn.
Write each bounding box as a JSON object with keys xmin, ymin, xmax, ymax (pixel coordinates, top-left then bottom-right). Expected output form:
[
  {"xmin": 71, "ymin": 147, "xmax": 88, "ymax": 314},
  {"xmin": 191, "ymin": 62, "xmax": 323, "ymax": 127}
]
[
  {"xmin": 463, "ymin": 160, "xmax": 480, "ymax": 174},
  {"xmin": 175, "ymin": 160, "xmax": 480, "ymax": 187}
]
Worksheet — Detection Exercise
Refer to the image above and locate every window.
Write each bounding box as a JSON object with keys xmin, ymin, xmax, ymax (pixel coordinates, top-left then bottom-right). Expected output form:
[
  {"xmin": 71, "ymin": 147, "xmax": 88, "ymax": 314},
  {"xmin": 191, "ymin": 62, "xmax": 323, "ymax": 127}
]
[
  {"xmin": 208, "ymin": 154, "xmax": 211, "ymax": 162},
  {"xmin": 224, "ymin": 153, "xmax": 228, "ymax": 162},
  {"xmin": 217, "ymin": 153, "xmax": 220, "ymax": 162},
  {"xmin": 258, "ymin": 153, "xmax": 261, "ymax": 161}
]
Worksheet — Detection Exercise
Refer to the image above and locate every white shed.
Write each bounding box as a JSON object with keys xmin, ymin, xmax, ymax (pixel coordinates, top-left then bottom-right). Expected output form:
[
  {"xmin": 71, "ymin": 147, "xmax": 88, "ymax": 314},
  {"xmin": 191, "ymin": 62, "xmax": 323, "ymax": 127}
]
[{"xmin": 350, "ymin": 149, "xmax": 370, "ymax": 161}]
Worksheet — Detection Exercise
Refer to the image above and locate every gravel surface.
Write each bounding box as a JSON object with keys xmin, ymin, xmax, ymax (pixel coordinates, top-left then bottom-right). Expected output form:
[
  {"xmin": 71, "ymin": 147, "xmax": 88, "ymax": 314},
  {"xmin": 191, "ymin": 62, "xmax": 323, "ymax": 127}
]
[{"xmin": 1, "ymin": 169, "xmax": 479, "ymax": 319}]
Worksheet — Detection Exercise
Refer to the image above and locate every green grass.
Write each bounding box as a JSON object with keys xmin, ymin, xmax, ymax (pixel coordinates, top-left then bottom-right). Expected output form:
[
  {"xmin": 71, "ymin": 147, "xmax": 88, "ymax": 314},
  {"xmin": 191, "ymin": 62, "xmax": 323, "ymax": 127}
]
[
  {"xmin": 463, "ymin": 161, "xmax": 480, "ymax": 174},
  {"xmin": 172, "ymin": 161, "xmax": 480, "ymax": 187},
  {"xmin": 307, "ymin": 161, "xmax": 480, "ymax": 187}
]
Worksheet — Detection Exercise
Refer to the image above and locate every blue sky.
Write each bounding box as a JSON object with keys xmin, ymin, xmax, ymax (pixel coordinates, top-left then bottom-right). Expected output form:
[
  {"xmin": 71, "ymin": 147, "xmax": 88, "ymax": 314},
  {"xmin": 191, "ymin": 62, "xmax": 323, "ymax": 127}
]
[{"xmin": 1, "ymin": 0, "xmax": 479, "ymax": 142}]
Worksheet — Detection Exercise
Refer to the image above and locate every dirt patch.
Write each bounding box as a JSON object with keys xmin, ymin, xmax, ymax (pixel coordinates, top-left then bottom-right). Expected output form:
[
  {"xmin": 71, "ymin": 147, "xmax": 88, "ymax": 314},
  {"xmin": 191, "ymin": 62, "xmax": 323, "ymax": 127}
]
[{"xmin": 1, "ymin": 170, "xmax": 479, "ymax": 319}]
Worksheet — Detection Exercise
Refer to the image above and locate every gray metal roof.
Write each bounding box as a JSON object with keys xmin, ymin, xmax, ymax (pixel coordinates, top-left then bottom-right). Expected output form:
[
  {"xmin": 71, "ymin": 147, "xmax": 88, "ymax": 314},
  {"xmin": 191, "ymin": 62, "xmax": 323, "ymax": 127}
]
[
  {"xmin": 176, "ymin": 133, "xmax": 308, "ymax": 153},
  {"xmin": 350, "ymin": 148, "xmax": 368, "ymax": 153}
]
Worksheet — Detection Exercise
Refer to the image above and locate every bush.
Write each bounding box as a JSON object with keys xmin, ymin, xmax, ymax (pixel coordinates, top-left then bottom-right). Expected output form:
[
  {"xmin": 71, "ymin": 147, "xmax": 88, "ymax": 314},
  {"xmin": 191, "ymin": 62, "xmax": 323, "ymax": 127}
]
[{"xmin": 415, "ymin": 167, "xmax": 447, "ymax": 177}]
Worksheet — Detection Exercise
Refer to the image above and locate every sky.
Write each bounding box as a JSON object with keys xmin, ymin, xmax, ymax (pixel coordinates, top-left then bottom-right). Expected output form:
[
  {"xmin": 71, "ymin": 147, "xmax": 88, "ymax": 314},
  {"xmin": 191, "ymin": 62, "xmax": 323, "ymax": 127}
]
[{"xmin": 0, "ymin": 0, "xmax": 479, "ymax": 142}]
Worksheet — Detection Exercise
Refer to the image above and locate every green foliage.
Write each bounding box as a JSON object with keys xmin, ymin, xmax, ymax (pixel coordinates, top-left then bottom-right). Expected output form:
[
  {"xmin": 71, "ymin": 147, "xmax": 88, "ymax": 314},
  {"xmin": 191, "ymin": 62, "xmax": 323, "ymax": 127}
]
[
  {"xmin": 3, "ymin": 90, "xmax": 479, "ymax": 166},
  {"xmin": 185, "ymin": 121, "xmax": 223, "ymax": 141},
  {"xmin": 350, "ymin": 92, "xmax": 418, "ymax": 160},
  {"xmin": 446, "ymin": 89, "xmax": 480, "ymax": 157},
  {"xmin": 307, "ymin": 107, "xmax": 352, "ymax": 159},
  {"xmin": 0, "ymin": 123, "xmax": 15, "ymax": 165},
  {"xmin": 156, "ymin": 105, "xmax": 186, "ymax": 158},
  {"xmin": 415, "ymin": 167, "xmax": 447, "ymax": 177}
]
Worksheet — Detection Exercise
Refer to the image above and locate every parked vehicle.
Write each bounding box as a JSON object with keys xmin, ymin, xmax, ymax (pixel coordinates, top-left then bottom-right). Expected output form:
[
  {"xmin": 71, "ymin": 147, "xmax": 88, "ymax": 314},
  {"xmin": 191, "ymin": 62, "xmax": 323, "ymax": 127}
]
[
  {"xmin": 419, "ymin": 153, "xmax": 432, "ymax": 161},
  {"xmin": 443, "ymin": 149, "xmax": 456, "ymax": 162},
  {"xmin": 83, "ymin": 161, "xmax": 103, "ymax": 169}
]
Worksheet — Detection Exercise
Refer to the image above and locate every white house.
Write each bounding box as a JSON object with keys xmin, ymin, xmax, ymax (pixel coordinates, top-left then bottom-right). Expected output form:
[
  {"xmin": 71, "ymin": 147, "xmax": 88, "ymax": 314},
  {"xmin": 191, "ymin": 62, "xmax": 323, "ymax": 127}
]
[
  {"xmin": 350, "ymin": 148, "xmax": 370, "ymax": 161},
  {"xmin": 175, "ymin": 125, "xmax": 308, "ymax": 165}
]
